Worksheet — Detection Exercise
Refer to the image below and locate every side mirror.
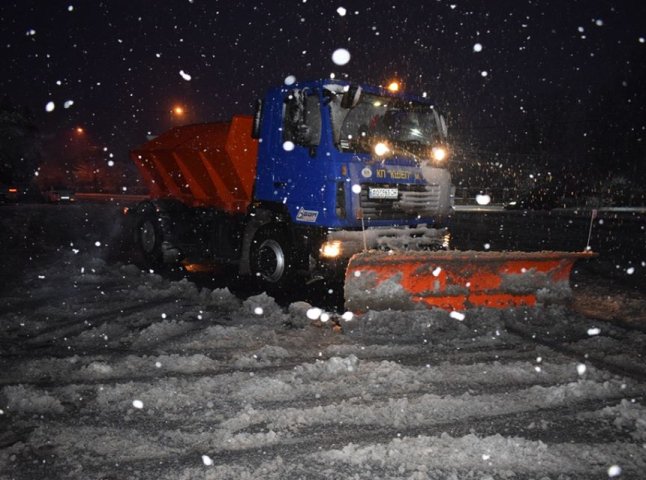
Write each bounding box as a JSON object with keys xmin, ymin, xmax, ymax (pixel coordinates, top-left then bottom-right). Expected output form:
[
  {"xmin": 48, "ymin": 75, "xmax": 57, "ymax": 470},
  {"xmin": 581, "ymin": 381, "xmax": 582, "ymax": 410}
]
[
  {"xmin": 251, "ymin": 99, "xmax": 262, "ymax": 139},
  {"xmin": 341, "ymin": 85, "xmax": 362, "ymax": 109},
  {"xmin": 440, "ymin": 114, "xmax": 448, "ymax": 138},
  {"xmin": 433, "ymin": 109, "xmax": 448, "ymax": 140}
]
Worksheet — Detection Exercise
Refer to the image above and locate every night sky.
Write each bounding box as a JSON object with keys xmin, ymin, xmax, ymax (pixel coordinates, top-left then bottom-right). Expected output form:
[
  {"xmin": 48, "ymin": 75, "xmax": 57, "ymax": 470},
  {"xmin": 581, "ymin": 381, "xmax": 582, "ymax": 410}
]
[{"xmin": 1, "ymin": 0, "xmax": 645, "ymax": 189}]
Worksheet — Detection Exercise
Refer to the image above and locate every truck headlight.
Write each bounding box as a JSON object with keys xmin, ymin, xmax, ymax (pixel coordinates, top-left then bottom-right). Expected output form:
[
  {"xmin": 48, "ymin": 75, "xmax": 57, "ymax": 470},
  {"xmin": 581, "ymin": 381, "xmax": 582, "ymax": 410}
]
[
  {"xmin": 431, "ymin": 146, "xmax": 448, "ymax": 162},
  {"xmin": 374, "ymin": 142, "xmax": 390, "ymax": 157},
  {"xmin": 320, "ymin": 240, "xmax": 342, "ymax": 258}
]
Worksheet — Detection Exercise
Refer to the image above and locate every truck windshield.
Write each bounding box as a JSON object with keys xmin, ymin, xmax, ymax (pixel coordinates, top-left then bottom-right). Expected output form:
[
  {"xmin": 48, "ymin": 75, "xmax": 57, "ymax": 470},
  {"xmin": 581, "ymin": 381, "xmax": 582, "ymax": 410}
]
[{"xmin": 329, "ymin": 91, "xmax": 442, "ymax": 155}]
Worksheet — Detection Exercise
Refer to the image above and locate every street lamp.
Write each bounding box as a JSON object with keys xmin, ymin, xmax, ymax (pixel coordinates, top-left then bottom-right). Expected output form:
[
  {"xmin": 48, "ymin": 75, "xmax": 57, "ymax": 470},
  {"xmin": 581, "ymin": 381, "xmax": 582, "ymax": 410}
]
[
  {"xmin": 165, "ymin": 104, "xmax": 189, "ymax": 126},
  {"xmin": 146, "ymin": 104, "xmax": 190, "ymax": 135},
  {"xmin": 171, "ymin": 105, "xmax": 185, "ymax": 117}
]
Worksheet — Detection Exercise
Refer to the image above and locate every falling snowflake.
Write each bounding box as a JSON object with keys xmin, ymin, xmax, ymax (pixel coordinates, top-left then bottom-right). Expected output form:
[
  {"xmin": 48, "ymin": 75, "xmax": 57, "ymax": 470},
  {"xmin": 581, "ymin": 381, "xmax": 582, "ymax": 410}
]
[
  {"xmin": 284, "ymin": 75, "xmax": 296, "ymax": 85},
  {"xmin": 450, "ymin": 311, "xmax": 465, "ymax": 321},
  {"xmin": 282, "ymin": 141, "xmax": 295, "ymax": 151},
  {"xmin": 332, "ymin": 48, "xmax": 351, "ymax": 66},
  {"xmin": 336, "ymin": 6, "xmax": 347, "ymax": 16},
  {"xmin": 132, "ymin": 399, "xmax": 144, "ymax": 409},
  {"xmin": 577, "ymin": 363, "xmax": 587, "ymax": 375},
  {"xmin": 473, "ymin": 43, "xmax": 483, "ymax": 52},
  {"xmin": 45, "ymin": 101, "xmax": 55, "ymax": 112},
  {"xmin": 608, "ymin": 465, "xmax": 622, "ymax": 477},
  {"xmin": 587, "ymin": 327, "xmax": 601, "ymax": 336},
  {"xmin": 202, "ymin": 455, "xmax": 214, "ymax": 466},
  {"xmin": 179, "ymin": 70, "xmax": 192, "ymax": 81},
  {"xmin": 476, "ymin": 194, "xmax": 491, "ymax": 205},
  {"xmin": 306, "ymin": 308, "xmax": 323, "ymax": 320}
]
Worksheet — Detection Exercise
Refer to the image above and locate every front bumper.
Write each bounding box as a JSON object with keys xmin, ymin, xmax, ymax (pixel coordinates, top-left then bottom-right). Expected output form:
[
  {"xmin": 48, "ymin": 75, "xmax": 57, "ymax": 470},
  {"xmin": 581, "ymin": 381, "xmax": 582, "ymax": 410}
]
[{"xmin": 319, "ymin": 225, "xmax": 450, "ymax": 261}]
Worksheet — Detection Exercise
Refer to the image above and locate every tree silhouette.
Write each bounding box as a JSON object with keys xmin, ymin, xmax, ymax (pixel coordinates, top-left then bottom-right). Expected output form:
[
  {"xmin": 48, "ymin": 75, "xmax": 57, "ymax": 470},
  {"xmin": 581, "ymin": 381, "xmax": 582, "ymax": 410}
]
[{"xmin": 0, "ymin": 97, "xmax": 41, "ymax": 185}]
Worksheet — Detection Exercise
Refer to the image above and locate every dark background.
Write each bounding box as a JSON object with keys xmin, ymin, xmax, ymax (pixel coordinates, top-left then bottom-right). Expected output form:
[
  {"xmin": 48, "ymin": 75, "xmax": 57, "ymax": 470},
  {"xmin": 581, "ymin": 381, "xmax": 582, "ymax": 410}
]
[{"xmin": 1, "ymin": 0, "xmax": 645, "ymax": 201}]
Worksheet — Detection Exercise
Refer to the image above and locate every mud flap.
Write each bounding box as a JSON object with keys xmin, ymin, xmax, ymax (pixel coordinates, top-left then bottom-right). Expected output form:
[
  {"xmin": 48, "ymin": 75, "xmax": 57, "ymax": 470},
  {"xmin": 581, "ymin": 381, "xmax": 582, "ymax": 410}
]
[{"xmin": 344, "ymin": 250, "xmax": 596, "ymax": 312}]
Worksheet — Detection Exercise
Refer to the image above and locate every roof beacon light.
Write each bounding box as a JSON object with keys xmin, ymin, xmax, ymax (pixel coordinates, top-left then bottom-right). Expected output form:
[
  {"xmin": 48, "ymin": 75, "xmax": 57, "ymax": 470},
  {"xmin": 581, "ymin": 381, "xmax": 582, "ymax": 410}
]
[{"xmin": 387, "ymin": 81, "xmax": 400, "ymax": 93}]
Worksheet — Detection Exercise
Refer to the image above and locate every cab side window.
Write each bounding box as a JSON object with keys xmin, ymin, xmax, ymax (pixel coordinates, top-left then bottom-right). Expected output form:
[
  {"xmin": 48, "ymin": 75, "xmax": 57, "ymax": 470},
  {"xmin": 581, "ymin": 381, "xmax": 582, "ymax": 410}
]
[{"xmin": 283, "ymin": 90, "xmax": 321, "ymax": 146}]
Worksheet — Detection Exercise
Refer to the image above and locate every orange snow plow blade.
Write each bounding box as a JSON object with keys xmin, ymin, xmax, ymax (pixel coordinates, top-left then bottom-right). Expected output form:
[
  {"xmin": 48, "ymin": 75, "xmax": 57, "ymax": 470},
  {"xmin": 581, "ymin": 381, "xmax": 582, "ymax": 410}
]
[{"xmin": 344, "ymin": 250, "xmax": 597, "ymax": 312}]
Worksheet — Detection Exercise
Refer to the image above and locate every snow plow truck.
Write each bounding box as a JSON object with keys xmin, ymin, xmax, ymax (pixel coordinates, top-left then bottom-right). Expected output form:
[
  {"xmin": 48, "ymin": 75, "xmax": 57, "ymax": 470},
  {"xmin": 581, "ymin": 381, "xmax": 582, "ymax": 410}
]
[{"xmin": 127, "ymin": 79, "xmax": 593, "ymax": 311}]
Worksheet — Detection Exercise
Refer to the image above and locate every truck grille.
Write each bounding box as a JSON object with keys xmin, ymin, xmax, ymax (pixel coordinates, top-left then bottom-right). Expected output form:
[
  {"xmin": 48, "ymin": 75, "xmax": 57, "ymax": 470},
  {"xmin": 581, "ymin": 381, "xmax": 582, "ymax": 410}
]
[{"xmin": 359, "ymin": 183, "xmax": 444, "ymax": 220}]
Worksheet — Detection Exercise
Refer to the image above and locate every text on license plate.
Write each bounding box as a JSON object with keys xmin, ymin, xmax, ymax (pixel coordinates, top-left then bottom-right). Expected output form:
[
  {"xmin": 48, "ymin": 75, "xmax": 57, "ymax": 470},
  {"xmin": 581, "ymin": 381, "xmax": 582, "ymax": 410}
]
[{"xmin": 368, "ymin": 187, "xmax": 399, "ymax": 199}]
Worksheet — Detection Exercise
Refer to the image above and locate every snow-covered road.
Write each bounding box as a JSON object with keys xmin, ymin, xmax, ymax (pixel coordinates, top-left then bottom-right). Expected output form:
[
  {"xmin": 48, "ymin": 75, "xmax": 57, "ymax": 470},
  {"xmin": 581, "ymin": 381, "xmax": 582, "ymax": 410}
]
[{"xmin": 1, "ymin": 203, "xmax": 645, "ymax": 479}]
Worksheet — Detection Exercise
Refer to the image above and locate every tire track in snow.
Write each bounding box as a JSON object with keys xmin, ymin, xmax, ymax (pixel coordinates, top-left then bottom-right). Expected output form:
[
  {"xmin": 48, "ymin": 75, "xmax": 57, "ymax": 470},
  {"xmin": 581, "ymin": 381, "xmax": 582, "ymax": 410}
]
[
  {"xmin": 1, "ymin": 296, "xmax": 185, "ymax": 354},
  {"xmin": 0, "ymin": 335, "xmax": 568, "ymax": 389},
  {"xmin": 506, "ymin": 318, "xmax": 646, "ymax": 382},
  {"xmin": 12, "ymin": 394, "xmax": 645, "ymax": 480}
]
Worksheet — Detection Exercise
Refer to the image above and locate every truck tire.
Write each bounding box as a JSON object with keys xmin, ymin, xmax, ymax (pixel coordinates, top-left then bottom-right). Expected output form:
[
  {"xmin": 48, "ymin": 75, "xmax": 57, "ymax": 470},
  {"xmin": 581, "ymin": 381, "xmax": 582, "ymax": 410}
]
[
  {"xmin": 249, "ymin": 228, "xmax": 295, "ymax": 293},
  {"xmin": 134, "ymin": 213, "xmax": 163, "ymax": 267}
]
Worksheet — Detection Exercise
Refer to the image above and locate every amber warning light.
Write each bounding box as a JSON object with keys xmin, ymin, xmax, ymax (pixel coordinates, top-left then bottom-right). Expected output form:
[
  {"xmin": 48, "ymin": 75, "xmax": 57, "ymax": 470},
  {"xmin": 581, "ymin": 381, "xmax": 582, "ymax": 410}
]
[{"xmin": 387, "ymin": 81, "xmax": 400, "ymax": 93}]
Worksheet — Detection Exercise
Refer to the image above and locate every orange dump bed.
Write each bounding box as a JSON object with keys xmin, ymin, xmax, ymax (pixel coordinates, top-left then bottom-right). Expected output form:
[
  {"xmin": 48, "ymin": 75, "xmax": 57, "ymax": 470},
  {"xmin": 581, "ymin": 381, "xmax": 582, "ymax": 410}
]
[{"xmin": 130, "ymin": 115, "xmax": 259, "ymax": 213}]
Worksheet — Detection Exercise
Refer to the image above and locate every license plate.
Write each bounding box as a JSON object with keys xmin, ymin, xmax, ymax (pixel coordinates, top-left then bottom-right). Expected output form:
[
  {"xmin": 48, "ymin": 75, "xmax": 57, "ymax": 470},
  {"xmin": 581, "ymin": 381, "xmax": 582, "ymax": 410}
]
[{"xmin": 368, "ymin": 187, "xmax": 399, "ymax": 199}]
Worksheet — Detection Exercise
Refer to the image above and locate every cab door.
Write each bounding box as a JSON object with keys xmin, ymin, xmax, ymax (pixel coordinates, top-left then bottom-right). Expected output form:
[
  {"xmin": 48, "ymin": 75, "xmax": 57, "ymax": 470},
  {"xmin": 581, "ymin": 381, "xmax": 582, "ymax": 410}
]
[{"xmin": 269, "ymin": 89, "xmax": 326, "ymax": 224}]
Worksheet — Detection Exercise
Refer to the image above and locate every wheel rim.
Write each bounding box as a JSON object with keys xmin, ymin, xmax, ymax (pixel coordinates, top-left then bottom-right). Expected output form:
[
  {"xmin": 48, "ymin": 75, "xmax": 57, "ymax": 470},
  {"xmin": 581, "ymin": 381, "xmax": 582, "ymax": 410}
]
[
  {"xmin": 256, "ymin": 239, "xmax": 285, "ymax": 283},
  {"xmin": 139, "ymin": 220, "xmax": 157, "ymax": 254}
]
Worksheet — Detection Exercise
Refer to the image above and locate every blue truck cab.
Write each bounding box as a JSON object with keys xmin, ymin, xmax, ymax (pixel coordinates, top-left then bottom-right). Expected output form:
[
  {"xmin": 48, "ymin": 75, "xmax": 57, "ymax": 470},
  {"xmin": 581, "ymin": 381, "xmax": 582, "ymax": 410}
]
[{"xmin": 246, "ymin": 79, "xmax": 453, "ymax": 283}]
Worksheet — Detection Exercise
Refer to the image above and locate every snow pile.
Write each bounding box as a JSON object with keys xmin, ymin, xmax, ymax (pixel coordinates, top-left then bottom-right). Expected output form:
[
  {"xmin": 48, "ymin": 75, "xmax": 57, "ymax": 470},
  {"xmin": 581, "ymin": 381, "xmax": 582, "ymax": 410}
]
[
  {"xmin": 316, "ymin": 433, "xmax": 643, "ymax": 478},
  {"xmin": 242, "ymin": 293, "xmax": 287, "ymax": 324},
  {"xmin": 1, "ymin": 385, "xmax": 64, "ymax": 414},
  {"xmin": 294, "ymin": 354, "xmax": 360, "ymax": 378},
  {"xmin": 350, "ymin": 308, "xmax": 508, "ymax": 344},
  {"xmin": 585, "ymin": 400, "xmax": 646, "ymax": 441},
  {"xmin": 233, "ymin": 344, "xmax": 291, "ymax": 368}
]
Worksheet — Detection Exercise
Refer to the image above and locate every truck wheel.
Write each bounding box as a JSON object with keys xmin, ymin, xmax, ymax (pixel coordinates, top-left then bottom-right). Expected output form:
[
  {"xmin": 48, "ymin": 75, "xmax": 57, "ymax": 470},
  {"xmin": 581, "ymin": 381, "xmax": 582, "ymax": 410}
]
[
  {"xmin": 250, "ymin": 229, "xmax": 294, "ymax": 292},
  {"xmin": 135, "ymin": 215, "xmax": 163, "ymax": 266}
]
